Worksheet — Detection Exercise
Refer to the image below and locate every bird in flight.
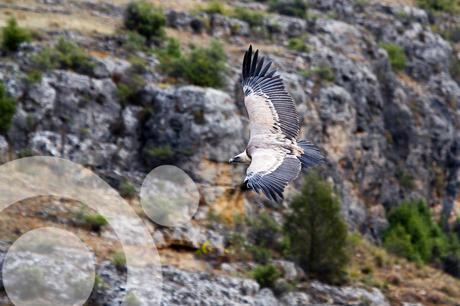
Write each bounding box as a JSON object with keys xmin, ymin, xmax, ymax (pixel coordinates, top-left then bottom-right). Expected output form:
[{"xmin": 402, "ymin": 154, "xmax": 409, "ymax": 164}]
[{"xmin": 229, "ymin": 45, "xmax": 326, "ymax": 202}]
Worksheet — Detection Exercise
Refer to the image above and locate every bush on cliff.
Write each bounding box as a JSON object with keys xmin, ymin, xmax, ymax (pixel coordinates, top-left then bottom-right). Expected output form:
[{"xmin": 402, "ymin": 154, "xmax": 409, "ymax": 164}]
[
  {"xmin": 252, "ymin": 264, "xmax": 281, "ymax": 289},
  {"xmin": 124, "ymin": 1, "xmax": 166, "ymax": 42},
  {"xmin": 30, "ymin": 38, "xmax": 94, "ymax": 75},
  {"xmin": 0, "ymin": 83, "xmax": 16, "ymax": 135},
  {"xmin": 284, "ymin": 172, "xmax": 349, "ymax": 284},
  {"xmin": 383, "ymin": 200, "xmax": 460, "ymax": 278},
  {"xmin": 381, "ymin": 43, "xmax": 407, "ymax": 72},
  {"xmin": 383, "ymin": 200, "xmax": 447, "ymax": 263},
  {"xmin": 417, "ymin": 0, "xmax": 457, "ymax": 13},
  {"xmin": 269, "ymin": 0, "xmax": 308, "ymax": 18},
  {"xmin": 1, "ymin": 18, "xmax": 31, "ymax": 52},
  {"xmin": 157, "ymin": 39, "xmax": 228, "ymax": 88}
]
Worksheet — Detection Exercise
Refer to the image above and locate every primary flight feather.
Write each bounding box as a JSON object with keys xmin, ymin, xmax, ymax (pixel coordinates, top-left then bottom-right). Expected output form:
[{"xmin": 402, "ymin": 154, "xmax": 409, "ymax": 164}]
[{"xmin": 229, "ymin": 45, "xmax": 326, "ymax": 202}]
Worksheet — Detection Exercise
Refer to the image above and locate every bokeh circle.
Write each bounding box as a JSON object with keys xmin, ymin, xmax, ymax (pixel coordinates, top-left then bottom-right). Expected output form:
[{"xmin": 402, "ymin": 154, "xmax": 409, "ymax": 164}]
[
  {"xmin": 140, "ymin": 165, "xmax": 199, "ymax": 227},
  {"xmin": 2, "ymin": 227, "xmax": 95, "ymax": 306}
]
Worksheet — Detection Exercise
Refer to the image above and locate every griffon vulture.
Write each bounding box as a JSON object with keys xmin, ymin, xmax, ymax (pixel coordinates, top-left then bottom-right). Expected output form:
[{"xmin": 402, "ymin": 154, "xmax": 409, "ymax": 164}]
[{"xmin": 229, "ymin": 45, "xmax": 325, "ymax": 202}]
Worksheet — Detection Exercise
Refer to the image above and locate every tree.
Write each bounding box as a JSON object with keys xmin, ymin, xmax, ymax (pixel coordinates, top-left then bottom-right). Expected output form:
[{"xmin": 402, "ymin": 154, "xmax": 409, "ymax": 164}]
[{"xmin": 284, "ymin": 172, "xmax": 349, "ymax": 284}]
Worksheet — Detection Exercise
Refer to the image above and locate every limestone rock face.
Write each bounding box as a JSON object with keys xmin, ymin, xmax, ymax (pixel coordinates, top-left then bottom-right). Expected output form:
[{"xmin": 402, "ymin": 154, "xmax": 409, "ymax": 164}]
[
  {"xmin": 141, "ymin": 85, "xmax": 245, "ymax": 173},
  {"xmin": 0, "ymin": 0, "xmax": 459, "ymax": 304},
  {"xmin": 308, "ymin": 281, "xmax": 390, "ymax": 306}
]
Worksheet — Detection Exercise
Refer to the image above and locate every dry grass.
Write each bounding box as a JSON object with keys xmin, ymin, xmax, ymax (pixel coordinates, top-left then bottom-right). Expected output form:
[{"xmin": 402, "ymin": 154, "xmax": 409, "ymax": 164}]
[
  {"xmin": 348, "ymin": 236, "xmax": 460, "ymax": 306},
  {"xmin": 0, "ymin": 8, "xmax": 118, "ymax": 35}
]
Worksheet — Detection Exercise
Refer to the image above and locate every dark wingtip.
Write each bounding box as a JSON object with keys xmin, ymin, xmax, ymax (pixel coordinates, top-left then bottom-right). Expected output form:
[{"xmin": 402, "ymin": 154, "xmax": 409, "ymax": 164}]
[{"xmin": 240, "ymin": 180, "xmax": 251, "ymax": 191}]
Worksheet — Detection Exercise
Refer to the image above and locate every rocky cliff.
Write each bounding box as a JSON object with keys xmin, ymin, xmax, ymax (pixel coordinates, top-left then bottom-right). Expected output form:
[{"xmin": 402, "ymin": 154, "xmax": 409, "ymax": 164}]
[{"xmin": 0, "ymin": 0, "xmax": 459, "ymax": 305}]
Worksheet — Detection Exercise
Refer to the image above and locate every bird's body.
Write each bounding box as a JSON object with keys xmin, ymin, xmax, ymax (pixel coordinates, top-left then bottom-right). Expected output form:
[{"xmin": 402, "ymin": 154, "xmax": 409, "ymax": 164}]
[{"xmin": 229, "ymin": 45, "xmax": 325, "ymax": 202}]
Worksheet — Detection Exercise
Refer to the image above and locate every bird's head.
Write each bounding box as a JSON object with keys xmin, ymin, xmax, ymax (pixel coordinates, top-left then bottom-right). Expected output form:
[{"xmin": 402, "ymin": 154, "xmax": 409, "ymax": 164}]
[{"xmin": 229, "ymin": 151, "xmax": 251, "ymax": 164}]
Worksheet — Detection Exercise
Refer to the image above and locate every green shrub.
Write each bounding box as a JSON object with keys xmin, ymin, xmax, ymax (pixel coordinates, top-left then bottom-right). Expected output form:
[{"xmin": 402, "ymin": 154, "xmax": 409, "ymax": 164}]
[
  {"xmin": 269, "ymin": 0, "xmax": 308, "ymax": 18},
  {"xmin": 157, "ymin": 40, "xmax": 228, "ymax": 88},
  {"xmin": 25, "ymin": 70, "xmax": 43, "ymax": 84},
  {"xmin": 30, "ymin": 47, "xmax": 58, "ymax": 71},
  {"xmin": 112, "ymin": 251, "xmax": 127, "ymax": 272},
  {"xmin": 156, "ymin": 38, "xmax": 182, "ymax": 76},
  {"xmin": 252, "ymin": 264, "xmax": 281, "ymax": 289},
  {"xmin": 311, "ymin": 65, "xmax": 335, "ymax": 82},
  {"xmin": 249, "ymin": 245, "xmax": 272, "ymax": 264},
  {"xmin": 381, "ymin": 43, "xmax": 407, "ymax": 71},
  {"xmin": 284, "ymin": 172, "xmax": 349, "ymax": 284},
  {"xmin": 287, "ymin": 37, "xmax": 309, "ymax": 53},
  {"xmin": 181, "ymin": 41, "xmax": 227, "ymax": 87},
  {"xmin": 383, "ymin": 224, "xmax": 416, "ymax": 260},
  {"xmin": 77, "ymin": 212, "xmax": 108, "ymax": 233},
  {"xmin": 123, "ymin": 31, "xmax": 147, "ymax": 51},
  {"xmin": 232, "ymin": 7, "xmax": 265, "ymax": 28},
  {"xmin": 200, "ymin": 0, "xmax": 227, "ymax": 15},
  {"xmin": 442, "ymin": 27, "xmax": 460, "ymax": 43},
  {"xmin": 1, "ymin": 18, "xmax": 31, "ymax": 52},
  {"xmin": 0, "ymin": 83, "xmax": 16, "ymax": 134},
  {"xmin": 146, "ymin": 145, "xmax": 174, "ymax": 159},
  {"xmin": 116, "ymin": 74, "xmax": 145, "ymax": 106},
  {"xmin": 54, "ymin": 38, "xmax": 94, "ymax": 72},
  {"xmin": 119, "ymin": 180, "xmax": 136, "ymax": 198},
  {"xmin": 383, "ymin": 200, "xmax": 448, "ymax": 263},
  {"xmin": 30, "ymin": 38, "xmax": 94, "ymax": 74},
  {"xmin": 416, "ymin": 0, "xmax": 457, "ymax": 12},
  {"xmin": 124, "ymin": 1, "xmax": 166, "ymax": 42}
]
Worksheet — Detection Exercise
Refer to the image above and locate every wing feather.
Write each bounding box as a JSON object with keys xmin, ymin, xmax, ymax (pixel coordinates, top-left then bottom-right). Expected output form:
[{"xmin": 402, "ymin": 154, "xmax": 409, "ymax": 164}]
[
  {"xmin": 242, "ymin": 45, "xmax": 299, "ymax": 140},
  {"xmin": 244, "ymin": 148, "xmax": 301, "ymax": 202}
]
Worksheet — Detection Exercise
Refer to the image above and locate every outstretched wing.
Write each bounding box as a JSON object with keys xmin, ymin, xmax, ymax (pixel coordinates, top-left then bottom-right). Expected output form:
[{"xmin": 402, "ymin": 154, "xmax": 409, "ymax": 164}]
[
  {"xmin": 244, "ymin": 148, "xmax": 301, "ymax": 202},
  {"xmin": 242, "ymin": 45, "xmax": 299, "ymax": 140}
]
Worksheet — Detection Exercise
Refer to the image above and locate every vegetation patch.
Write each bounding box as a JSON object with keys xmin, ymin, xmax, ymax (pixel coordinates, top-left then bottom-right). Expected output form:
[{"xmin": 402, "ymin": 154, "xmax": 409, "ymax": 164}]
[
  {"xmin": 0, "ymin": 83, "xmax": 16, "ymax": 135},
  {"xmin": 252, "ymin": 264, "xmax": 281, "ymax": 289},
  {"xmin": 383, "ymin": 200, "xmax": 460, "ymax": 278},
  {"xmin": 116, "ymin": 74, "xmax": 145, "ymax": 106},
  {"xmin": 380, "ymin": 43, "xmax": 407, "ymax": 72},
  {"xmin": 416, "ymin": 0, "xmax": 458, "ymax": 13},
  {"xmin": 76, "ymin": 211, "xmax": 108, "ymax": 233},
  {"xmin": 284, "ymin": 172, "xmax": 349, "ymax": 284},
  {"xmin": 287, "ymin": 37, "xmax": 309, "ymax": 53},
  {"xmin": 146, "ymin": 145, "xmax": 174, "ymax": 159},
  {"xmin": 122, "ymin": 31, "xmax": 148, "ymax": 52},
  {"xmin": 111, "ymin": 251, "xmax": 127, "ymax": 272},
  {"xmin": 232, "ymin": 7, "xmax": 265, "ymax": 29},
  {"xmin": 119, "ymin": 179, "xmax": 137, "ymax": 199},
  {"xmin": 124, "ymin": 1, "xmax": 166, "ymax": 42},
  {"xmin": 268, "ymin": 0, "xmax": 308, "ymax": 18},
  {"xmin": 30, "ymin": 38, "xmax": 95, "ymax": 75},
  {"xmin": 1, "ymin": 18, "xmax": 31, "ymax": 53},
  {"xmin": 199, "ymin": 0, "xmax": 228, "ymax": 15},
  {"xmin": 156, "ymin": 39, "xmax": 228, "ymax": 88},
  {"xmin": 303, "ymin": 65, "xmax": 336, "ymax": 82}
]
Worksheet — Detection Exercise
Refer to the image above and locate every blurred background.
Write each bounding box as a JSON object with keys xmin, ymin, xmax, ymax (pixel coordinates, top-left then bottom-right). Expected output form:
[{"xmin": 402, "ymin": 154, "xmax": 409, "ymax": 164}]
[{"xmin": 0, "ymin": 0, "xmax": 459, "ymax": 305}]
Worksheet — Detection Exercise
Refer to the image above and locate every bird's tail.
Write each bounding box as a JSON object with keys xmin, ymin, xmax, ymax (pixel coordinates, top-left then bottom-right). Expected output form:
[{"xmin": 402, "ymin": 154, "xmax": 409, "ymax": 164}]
[{"xmin": 297, "ymin": 140, "xmax": 326, "ymax": 169}]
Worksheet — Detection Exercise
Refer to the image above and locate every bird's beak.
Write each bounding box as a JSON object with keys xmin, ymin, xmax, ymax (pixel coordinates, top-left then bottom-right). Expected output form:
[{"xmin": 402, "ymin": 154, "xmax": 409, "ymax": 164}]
[{"xmin": 229, "ymin": 158, "xmax": 234, "ymax": 164}]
